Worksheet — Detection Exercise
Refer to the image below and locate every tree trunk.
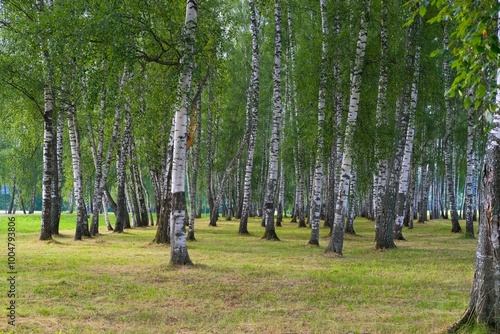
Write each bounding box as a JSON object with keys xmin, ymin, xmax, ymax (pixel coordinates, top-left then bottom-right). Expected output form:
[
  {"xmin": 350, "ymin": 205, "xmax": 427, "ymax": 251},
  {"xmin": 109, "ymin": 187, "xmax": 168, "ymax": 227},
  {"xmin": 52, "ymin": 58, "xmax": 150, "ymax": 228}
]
[
  {"xmin": 68, "ymin": 189, "xmax": 74, "ymax": 214},
  {"xmin": 345, "ymin": 168, "xmax": 357, "ymax": 235},
  {"xmin": 464, "ymin": 95, "xmax": 475, "ymax": 238},
  {"xmin": 103, "ymin": 198, "xmax": 113, "ymax": 231},
  {"xmin": 326, "ymin": 0, "xmax": 370, "ymax": 255},
  {"xmin": 394, "ymin": 44, "xmax": 420, "ymax": 241},
  {"xmin": 128, "ymin": 158, "xmax": 142, "ymax": 226},
  {"xmin": 89, "ymin": 72, "xmax": 124, "ymax": 236},
  {"xmin": 7, "ymin": 176, "xmax": 16, "ymax": 214},
  {"xmin": 40, "ymin": 85, "xmax": 54, "ymax": 241},
  {"xmin": 29, "ymin": 184, "xmax": 36, "ymax": 214},
  {"xmin": 114, "ymin": 98, "xmax": 132, "ymax": 233},
  {"xmin": 51, "ymin": 107, "xmax": 63, "ymax": 235},
  {"xmin": 67, "ymin": 101, "xmax": 90, "ymax": 240},
  {"xmin": 169, "ymin": 0, "xmax": 198, "ymax": 266},
  {"xmin": 373, "ymin": 0, "xmax": 389, "ymax": 224},
  {"xmin": 309, "ymin": 0, "xmax": 327, "ymax": 246},
  {"xmin": 188, "ymin": 87, "xmax": 202, "ymax": 241},
  {"xmin": 239, "ymin": 0, "xmax": 260, "ymax": 235},
  {"xmin": 262, "ymin": 0, "xmax": 282, "ymax": 241},
  {"xmin": 449, "ymin": 113, "xmax": 500, "ymax": 332},
  {"xmin": 286, "ymin": 3, "xmax": 306, "ymax": 228},
  {"xmin": 206, "ymin": 87, "xmax": 216, "ymax": 227},
  {"xmin": 443, "ymin": 24, "xmax": 462, "ymax": 233}
]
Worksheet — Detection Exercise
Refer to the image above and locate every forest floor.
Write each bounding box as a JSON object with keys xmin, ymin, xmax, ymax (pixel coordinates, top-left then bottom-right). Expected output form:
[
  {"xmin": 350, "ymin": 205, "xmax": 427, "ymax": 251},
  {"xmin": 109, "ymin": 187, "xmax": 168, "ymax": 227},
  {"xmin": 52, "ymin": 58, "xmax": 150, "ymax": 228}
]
[{"xmin": 0, "ymin": 213, "xmax": 481, "ymax": 334}]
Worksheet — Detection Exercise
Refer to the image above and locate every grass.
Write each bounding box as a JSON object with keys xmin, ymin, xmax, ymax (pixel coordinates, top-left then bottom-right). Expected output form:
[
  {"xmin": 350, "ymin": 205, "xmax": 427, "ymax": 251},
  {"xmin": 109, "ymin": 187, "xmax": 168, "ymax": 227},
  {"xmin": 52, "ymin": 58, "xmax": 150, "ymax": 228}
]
[{"xmin": 0, "ymin": 213, "xmax": 481, "ymax": 333}]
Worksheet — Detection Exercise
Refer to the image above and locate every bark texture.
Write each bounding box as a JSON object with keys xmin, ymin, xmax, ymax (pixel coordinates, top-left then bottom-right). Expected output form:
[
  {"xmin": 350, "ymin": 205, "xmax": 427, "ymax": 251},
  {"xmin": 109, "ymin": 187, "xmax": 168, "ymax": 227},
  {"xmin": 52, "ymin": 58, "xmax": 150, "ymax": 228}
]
[
  {"xmin": 262, "ymin": 0, "xmax": 282, "ymax": 241},
  {"xmin": 169, "ymin": 0, "xmax": 198, "ymax": 265},
  {"xmin": 449, "ymin": 114, "xmax": 500, "ymax": 332},
  {"xmin": 326, "ymin": 0, "xmax": 370, "ymax": 255},
  {"xmin": 239, "ymin": 0, "xmax": 260, "ymax": 235}
]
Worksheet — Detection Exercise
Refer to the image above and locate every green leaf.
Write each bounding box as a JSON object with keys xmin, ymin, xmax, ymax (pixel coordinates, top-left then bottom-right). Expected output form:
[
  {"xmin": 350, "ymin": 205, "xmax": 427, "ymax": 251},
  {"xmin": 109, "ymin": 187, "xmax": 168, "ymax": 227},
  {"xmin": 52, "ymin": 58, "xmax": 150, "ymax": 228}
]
[
  {"xmin": 419, "ymin": 6, "xmax": 427, "ymax": 17},
  {"xmin": 477, "ymin": 84, "xmax": 486, "ymax": 99},
  {"xmin": 474, "ymin": 99, "xmax": 482, "ymax": 110},
  {"xmin": 464, "ymin": 97, "xmax": 472, "ymax": 108}
]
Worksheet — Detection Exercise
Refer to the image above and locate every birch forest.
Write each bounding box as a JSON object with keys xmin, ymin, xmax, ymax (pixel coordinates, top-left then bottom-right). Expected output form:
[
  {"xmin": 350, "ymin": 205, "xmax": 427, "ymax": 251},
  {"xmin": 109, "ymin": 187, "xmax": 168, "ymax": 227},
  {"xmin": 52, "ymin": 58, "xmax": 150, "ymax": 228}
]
[{"xmin": 1, "ymin": 0, "xmax": 500, "ymax": 331}]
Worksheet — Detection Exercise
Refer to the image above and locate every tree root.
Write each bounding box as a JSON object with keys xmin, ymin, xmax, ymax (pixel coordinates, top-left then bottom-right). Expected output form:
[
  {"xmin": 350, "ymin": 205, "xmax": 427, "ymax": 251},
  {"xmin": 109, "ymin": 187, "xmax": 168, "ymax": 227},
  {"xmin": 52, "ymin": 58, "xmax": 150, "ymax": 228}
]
[{"xmin": 448, "ymin": 307, "xmax": 473, "ymax": 333}]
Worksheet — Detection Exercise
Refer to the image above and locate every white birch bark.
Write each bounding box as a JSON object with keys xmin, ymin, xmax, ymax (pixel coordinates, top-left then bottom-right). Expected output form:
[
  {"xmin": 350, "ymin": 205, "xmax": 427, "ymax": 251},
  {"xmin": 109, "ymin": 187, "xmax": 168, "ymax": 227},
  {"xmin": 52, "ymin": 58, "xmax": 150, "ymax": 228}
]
[
  {"xmin": 449, "ymin": 10, "xmax": 500, "ymax": 326},
  {"xmin": 464, "ymin": 92, "xmax": 475, "ymax": 238},
  {"xmin": 114, "ymin": 97, "xmax": 132, "ymax": 232},
  {"xmin": 394, "ymin": 44, "xmax": 420, "ymax": 240},
  {"xmin": 188, "ymin": 92, "xmax": 202, "ymax": 241},
  {"xmin": 40, "ymin": 85, "xmax": 54, "ymax": 241},
  {"xmin": 373, "ymin": 0, "xmax": 389, "ymax": 223},
  {"xmin": 443, "ymin": 24, "xmax": 462, "ymax": 233},
  {"xmin": 51, "ymin": 107, "xmax": 64, "ymax": 235},
  {"xmin": 309, "ymin": 0, "xmax": 327, "ymax": 246},
  {"xmin": 277, "ymin": 80, "xmax": 287, "ymax": 226},
  {"xmin": 89, "ymin": 67, "xmax": 127, "ymax": 234},
  {"xmin": 239, "ymin": 0, "xmax": 260, "ymax": 234},
  {"xmin": 170, "ymin": 0, "xmax": 198, "ymax": 265},
  {"xmin": 67, "ymin": 102, "xmax": 89, "ymax": 240},
  {"xmin": 38, "ymin": 0, "xmax": 54, "ymax": 240},
  {"xmin": 326, "ymin": 0, "xmax": 370, "ymax": 255},
  {"xmin": 262, "ymin": 0, "xmax": 283, "ymax": 241},
  {"xmin": 345, "ymin": 167, "xmax": 357, "ymax": 234}
]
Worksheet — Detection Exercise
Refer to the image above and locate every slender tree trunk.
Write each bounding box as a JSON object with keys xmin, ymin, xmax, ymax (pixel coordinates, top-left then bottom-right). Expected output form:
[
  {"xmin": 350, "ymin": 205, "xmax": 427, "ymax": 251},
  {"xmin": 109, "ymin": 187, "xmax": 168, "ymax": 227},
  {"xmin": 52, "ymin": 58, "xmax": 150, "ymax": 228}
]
[
  {"xmin": 40, "ymin": 85, "xmax": 54, "ymax": 241},
  {"xmin": 464, "ymin": 95, "xmax": 475, "ymax": 238},
  {"xmin": 326, "ymin": 0, "xmax": 370, "ymax": 255},
  {"xmin": 394, "ymin": 44, "xmax": 420, "ymax": 240},
  {"xmin": 89, "ymin": 72, "xmax": 124, "ymax": 235},
  {"xmin": 345, "ymin": 167, "xmax": 357, "ymax": 235},
  {"xmin": 102, "ymin": 198, "xmax": 113, "ymax": 231},
  {"xmin": 114, "ymin": 98, "xmax": 132, "ymax": 233},
  {"xmin": 262, "ymin": 0, "xmax": 283, "ymax": 241},
  {"xmin": 309, "ymin": 0, "xmax": 328, "ymax": 246},
  {"xmin": 206, "ymin": 87, "xmax": 216, "ymax": 227},
  {"xmin": 188, "ymin": 89, "xmax": 202, "ymax": 241},
  {"xmin": 8, "ymin": 177, "xmax": 16, "ymax": 214},
  {"xmin": 67, "ymin": 101, "xmax": 90, "ymax": 240},
  {"xmin": 443, "ymin": 25, "xmax": 462, "ymax": 233},
  {"xmin": 51, "ymin": 107, "xmax": 63, "ymax": 235},
  {"xmin": 128, "ymin": 155, "xmax": 142, "ymax": 226},
  {"xmin": 169, "ymin": 0, "xmax": 198, "ymax": 265},
  {"xmin": 239, "ymin": 0, "xmax": 260, "ymax": 235},
  {"xmin": 285, "ymin": 2, "xmax": 305, "ymax": 228},
  {"xmin": 329, "ymin": 0, "xmax": 344, "ymax": 233},
  {"xmin": 29, "ymin": 184, "xmax": 36, "ymax": 214},
  {"xmin": 209, "ymin": 75, "xmax": 250, "ymax": 227},
  {"xmin": 374, "ymin": 18, "xmax": 418, "ymax": 250}
]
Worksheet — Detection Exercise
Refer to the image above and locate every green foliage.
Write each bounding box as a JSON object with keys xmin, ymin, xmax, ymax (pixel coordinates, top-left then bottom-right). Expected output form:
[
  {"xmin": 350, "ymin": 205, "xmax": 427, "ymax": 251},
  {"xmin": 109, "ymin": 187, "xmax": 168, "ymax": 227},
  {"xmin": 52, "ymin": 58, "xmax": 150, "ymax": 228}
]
[{"xmin": 416, "ymin": 0, "xmax": 500, "ymax": 113}]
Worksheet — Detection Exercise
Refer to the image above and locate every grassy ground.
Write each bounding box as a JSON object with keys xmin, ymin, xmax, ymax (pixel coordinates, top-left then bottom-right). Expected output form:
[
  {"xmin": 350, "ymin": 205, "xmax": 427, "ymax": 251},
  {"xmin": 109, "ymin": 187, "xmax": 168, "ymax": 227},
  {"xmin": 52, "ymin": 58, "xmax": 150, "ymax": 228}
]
[{"xmin": 0, "ymin": 213, "xmax": 480, "ymax": 334}]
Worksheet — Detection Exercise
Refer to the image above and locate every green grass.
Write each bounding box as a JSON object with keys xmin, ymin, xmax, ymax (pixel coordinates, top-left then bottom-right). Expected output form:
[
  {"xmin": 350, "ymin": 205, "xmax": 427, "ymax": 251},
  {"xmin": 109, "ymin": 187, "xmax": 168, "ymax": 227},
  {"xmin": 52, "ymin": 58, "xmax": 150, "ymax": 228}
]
[{"xmin": 0, "ymin": 213, "xmax": 481, "ymax": 333}]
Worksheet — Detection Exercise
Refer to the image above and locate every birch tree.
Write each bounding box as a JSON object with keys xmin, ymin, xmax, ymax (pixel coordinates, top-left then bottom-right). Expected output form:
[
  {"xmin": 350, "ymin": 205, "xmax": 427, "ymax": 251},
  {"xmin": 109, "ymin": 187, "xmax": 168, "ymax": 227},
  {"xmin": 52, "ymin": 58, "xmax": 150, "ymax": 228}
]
[
  {"xmin": 419, "ymin": 0, "xmax": 500, "ymax": 330},
  {"xmin": 326, "ymin": 0, "xmax": 370, "ymax": 255},
  {"xmin": 88, "ymin": 67, "xmax": 126, "ymax": 235},
  {"xmin": 262, "ymin": 0, "xmax": 283, "ymax": 241},
  {"xmin": 169, "ymin": 0, "xmax": 199, "ymax": 265},
  {"xmin": 442, "ymin": 24, "xmax": 462, "ymax": 233},
  {"xmin": 66, "ymin": 92, "xmax": 90, "ymax": 240},
  {"xmin": 373, "ymin": 0, "xmax": 389, "ymax": 225},
  {"xmin": 464, "ymin": 93, "xmax": 476, "ymax": 238},
  {"xmin": 394, "ymin": 44, "xmax": 421, "ymax": 240},
  {"xmin": 239, "ymin": 0, "xmax": 260, "ymax": 235},
  {"xmin": 287, "ymin": 3, "xmax": 306, "ymax": 228},
  {"xmin": 309, "ymin": 0, "xmax": 328, "ymax": 246}
]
